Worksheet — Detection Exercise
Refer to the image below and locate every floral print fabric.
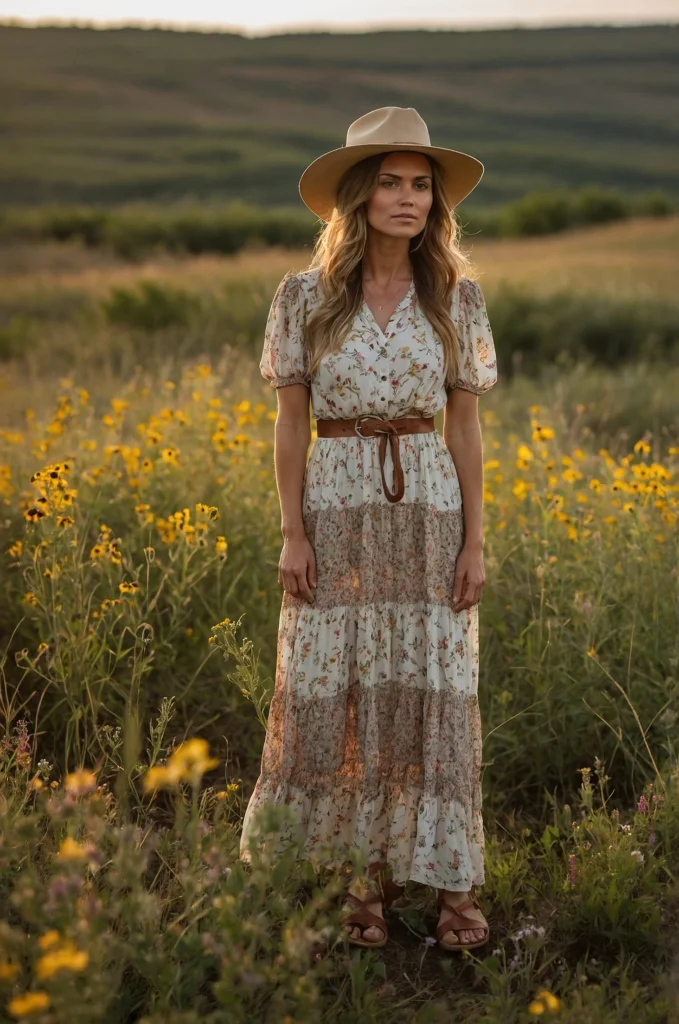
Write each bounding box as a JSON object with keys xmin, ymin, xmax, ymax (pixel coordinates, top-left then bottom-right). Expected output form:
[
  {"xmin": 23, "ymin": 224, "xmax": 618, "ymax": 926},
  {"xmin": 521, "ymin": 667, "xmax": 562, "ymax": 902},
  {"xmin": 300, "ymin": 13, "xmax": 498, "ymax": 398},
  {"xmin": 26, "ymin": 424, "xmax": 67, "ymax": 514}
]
[{"xmin": 240, "ymin": 268, "xmax": 497, "ymax": 890}]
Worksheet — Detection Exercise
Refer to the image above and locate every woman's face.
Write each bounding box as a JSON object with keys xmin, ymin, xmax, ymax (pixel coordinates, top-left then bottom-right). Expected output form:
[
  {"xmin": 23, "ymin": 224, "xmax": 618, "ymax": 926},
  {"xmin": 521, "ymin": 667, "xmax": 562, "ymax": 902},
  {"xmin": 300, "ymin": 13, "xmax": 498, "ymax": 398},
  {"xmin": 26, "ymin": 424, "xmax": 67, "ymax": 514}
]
[{"xmin": 364, "ymin": 151, "xmax": 434, "ymax": 240}]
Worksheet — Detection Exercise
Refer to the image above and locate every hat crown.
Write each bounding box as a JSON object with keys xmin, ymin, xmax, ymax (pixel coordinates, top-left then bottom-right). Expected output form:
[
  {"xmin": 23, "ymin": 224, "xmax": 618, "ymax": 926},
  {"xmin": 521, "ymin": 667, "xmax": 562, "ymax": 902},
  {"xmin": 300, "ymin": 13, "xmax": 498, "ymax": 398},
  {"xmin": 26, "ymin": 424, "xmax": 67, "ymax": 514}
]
[{"xmin": 345, "ymin": 106, "xmax": 431, "ymax": 149}]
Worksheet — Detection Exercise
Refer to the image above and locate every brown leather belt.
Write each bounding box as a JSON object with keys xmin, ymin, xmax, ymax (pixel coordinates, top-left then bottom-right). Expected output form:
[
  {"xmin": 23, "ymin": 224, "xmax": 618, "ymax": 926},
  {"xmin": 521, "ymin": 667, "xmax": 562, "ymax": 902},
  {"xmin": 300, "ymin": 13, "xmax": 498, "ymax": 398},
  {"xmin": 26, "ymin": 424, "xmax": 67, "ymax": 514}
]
[{"xmin": 315, "ymin": 412, "xmax": 436, "ymax": 503}]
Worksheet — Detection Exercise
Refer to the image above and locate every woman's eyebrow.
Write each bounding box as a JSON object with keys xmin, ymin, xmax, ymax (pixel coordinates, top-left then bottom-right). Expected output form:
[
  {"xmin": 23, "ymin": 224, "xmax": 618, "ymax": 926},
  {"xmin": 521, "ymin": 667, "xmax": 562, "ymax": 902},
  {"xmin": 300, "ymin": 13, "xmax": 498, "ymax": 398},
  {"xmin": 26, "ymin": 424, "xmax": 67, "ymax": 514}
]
[{"xmin": 378, "ymin": 172, "xmax": 432, "ymax": 181}]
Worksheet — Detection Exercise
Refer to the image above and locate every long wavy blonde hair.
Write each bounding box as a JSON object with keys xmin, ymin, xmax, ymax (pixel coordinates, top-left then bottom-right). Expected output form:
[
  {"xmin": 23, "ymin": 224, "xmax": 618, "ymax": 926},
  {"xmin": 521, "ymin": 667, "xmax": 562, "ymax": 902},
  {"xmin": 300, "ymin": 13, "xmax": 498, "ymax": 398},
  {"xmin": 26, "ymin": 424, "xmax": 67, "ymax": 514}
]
[{"xmin": 303, "ymin": 151, "xmax": 470, "ymax": 383}]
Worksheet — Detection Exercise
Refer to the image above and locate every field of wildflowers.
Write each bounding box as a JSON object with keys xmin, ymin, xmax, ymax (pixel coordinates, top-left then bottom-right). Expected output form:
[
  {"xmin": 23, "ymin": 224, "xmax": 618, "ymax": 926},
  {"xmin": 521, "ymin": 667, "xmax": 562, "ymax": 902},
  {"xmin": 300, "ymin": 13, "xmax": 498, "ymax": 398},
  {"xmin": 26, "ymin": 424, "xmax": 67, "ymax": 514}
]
[{"xmin": 1, "ymin": 237, "xmax": 678, "ymax": 1021}]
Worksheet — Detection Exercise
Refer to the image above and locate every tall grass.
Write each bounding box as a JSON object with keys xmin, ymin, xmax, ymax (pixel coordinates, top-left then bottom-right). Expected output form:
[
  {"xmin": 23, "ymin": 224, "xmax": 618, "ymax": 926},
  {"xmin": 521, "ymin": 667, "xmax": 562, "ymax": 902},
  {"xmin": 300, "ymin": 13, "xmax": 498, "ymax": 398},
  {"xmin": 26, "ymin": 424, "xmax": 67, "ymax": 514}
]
[
  {"xmin": 2, "ymin": 271, "xmax": 679, "ymax": 387},
  {"xmin": 1, "ymin": 354, "xmax": 678, "ymax": 1020}
]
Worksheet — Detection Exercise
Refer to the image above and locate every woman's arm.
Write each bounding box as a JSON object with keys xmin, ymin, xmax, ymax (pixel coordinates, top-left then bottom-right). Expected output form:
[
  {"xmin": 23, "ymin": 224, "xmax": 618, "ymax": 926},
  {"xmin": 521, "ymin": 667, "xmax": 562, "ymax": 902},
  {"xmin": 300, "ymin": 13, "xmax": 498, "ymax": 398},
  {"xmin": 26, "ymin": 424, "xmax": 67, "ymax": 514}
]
[
  {"xmin": 272, "ymin": 382, "xmax": 317, "ymax": 603},
  {"xmin": 443, "ymin": 387, "xmax": 485, "ymax": 612}
]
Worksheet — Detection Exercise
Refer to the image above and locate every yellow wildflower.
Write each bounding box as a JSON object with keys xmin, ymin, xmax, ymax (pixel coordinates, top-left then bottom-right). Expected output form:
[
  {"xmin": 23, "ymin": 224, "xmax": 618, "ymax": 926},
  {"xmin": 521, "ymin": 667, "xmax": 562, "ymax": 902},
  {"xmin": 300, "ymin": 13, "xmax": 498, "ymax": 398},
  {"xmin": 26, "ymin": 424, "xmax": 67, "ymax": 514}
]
[
  {"xmin": 56, "ymin": 837, "xmax": 88, "ymax": 861},
  {"xmin": 35, "ymin": 943, "xmax": 88, "ymax": 980},
  {"xmin": 38, "ymin": 931, "xmax": 62, "ymax": 952},
  {"xmin": 63, "ymin": 769, "xmax": 97, "ymax": 796},
  {"xmin": 513, "ymin": 480, "xmax": 532, "ymax": 500},
  {"xmin": 562, "ymin": 468, "xmax": 582, "ymax": 484},
  {"xmin": 24, "ymin": 507, "xmax": 47, "ymax": 523},
  {"xmin": 160, "ymin": 447, "xmax": 180, "ymax": 465},
  {"xmin": 531, "ymin": 425, "xmax": 555, "ymax": 442},
  {"xmin": 633, "ymin": 440, "xmax": 651, "ymax": 455},
  {"xmin": 143, "ymin": 765, "xmax": 180, "ymax": 794},
  {"xmin": 8, "ymin": 992, "xmax": 50, "ymax": 1017},
  {"xmin": 536, "ymin": 989, "xmax": 562, "ymax": 1012},
  {"xmin": 119, "ymin": 581, "xmax": 140, "ymax": 595},
  {"xmin": 167, "ymin": 738, "xmax": 219, "ymax": 785}
]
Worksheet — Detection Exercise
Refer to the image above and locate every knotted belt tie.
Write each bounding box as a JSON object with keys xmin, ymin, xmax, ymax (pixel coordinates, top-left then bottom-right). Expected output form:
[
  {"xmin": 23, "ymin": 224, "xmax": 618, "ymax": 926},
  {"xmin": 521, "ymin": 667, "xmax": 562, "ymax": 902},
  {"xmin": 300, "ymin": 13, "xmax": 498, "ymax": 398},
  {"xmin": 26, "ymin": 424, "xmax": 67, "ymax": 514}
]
[{"xmin": 315, "ymin": 412, "xmax": 436, "ymax": 503}]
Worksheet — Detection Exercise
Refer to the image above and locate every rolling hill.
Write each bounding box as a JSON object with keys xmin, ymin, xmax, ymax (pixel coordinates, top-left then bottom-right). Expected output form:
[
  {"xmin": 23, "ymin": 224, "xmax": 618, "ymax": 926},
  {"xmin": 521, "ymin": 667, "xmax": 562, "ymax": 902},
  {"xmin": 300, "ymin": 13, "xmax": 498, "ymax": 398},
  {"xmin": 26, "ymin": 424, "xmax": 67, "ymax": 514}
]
[{"xmin": 2, "ymin": 22, "xmax": 679, "ymax": 208}]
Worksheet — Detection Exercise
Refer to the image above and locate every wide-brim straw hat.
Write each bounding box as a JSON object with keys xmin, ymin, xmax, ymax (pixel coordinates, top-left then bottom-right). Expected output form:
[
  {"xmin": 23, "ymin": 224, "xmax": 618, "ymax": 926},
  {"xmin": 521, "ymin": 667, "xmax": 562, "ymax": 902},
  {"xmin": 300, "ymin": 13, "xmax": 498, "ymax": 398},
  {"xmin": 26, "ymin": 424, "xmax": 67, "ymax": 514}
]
[{"xmin": 298, "ymin": 106, "xmax": 484, "ymax": 222}]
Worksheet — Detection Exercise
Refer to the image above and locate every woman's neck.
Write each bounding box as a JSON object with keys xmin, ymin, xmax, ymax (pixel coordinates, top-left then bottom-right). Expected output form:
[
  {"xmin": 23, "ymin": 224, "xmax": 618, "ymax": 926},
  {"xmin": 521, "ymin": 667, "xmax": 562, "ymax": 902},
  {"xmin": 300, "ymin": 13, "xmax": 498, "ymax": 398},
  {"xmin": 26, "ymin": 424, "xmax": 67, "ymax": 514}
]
[{"xmin": 362, "ymin": 231, "xmax": 412, "ymax": 287}]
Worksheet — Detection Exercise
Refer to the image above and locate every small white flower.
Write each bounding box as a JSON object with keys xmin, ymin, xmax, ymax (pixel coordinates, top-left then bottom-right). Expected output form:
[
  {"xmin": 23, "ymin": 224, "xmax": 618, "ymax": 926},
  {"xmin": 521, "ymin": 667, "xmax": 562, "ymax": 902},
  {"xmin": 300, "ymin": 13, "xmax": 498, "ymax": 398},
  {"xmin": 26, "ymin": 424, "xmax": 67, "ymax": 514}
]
[
  {"xmin": 630, "ymin": 849, "xmax": 644, "ymax": 864},
  {"xmin": 511, "ymin": 924, "xmax": 545, "ymax": 942},
  {"xmin": 424, "ymin": 936, "xmax": 437, "ymax": 946}
]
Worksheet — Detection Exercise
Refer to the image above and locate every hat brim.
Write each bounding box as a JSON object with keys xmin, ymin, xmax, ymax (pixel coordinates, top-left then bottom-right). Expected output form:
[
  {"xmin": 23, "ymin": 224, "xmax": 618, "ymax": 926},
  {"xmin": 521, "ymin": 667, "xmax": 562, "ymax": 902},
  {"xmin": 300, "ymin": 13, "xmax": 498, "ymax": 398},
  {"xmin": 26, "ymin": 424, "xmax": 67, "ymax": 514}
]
[{"xmin": 298, "ymin": 143, "xmax": 484, "ymax": 222}]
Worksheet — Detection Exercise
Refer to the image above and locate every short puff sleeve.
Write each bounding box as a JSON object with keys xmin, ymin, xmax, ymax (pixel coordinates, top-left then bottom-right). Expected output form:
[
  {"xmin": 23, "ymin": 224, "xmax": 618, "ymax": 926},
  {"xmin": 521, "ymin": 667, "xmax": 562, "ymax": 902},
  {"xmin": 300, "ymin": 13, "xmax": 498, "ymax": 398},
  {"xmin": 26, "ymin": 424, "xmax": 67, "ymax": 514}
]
[
  {"xmin": 259, "ymin": 272, "xmax": 311, "ymax": 389},
  {"xmin": 447, "ymin": 277, "xmax": 498, "ymax": 395}
]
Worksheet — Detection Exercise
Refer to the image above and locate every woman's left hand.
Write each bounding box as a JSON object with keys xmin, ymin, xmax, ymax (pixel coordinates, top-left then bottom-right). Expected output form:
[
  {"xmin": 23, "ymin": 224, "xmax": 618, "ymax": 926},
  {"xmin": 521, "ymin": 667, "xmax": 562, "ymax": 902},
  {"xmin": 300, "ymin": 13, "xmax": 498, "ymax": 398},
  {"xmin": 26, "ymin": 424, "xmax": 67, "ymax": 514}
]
[{"xmin": 453, "ymin": 543, "xmax": 485, "ymax": 612}]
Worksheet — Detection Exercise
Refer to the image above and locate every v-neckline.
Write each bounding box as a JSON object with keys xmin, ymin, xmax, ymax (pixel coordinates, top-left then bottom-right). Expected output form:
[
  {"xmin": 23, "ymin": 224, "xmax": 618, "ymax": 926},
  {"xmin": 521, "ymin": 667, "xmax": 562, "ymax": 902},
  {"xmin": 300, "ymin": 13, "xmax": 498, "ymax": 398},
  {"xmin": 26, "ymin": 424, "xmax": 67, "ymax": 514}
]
[{"xmin": 361, "ymin": 279, "xmax": 414, "ymax": 340}]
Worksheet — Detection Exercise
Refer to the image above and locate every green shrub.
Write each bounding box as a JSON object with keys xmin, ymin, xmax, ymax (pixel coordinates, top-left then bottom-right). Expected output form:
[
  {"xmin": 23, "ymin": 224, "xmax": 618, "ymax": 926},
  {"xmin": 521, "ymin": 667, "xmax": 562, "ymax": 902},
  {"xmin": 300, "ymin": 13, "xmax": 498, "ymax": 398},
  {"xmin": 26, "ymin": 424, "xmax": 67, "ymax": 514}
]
[
  {"xmin": 1, "ymin": 188, "xmax": 675, "ymax": 258},
  {"xmin": 101, "ymin": 281, "xmax": 201, "ymax": 331},
  {"xmin": 488, "ymin": 286, "xmax": 679, "ymax": 377}
]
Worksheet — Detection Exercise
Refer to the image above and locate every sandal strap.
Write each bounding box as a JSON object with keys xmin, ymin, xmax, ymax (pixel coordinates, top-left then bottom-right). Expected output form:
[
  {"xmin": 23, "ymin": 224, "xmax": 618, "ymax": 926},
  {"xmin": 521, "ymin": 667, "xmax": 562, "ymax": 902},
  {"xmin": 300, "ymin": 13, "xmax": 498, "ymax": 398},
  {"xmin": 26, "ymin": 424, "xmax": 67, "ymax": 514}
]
[
  {"xmin": 436, "ymin": 896, "xmax": 488, "ymax": 942},
  {"xmin": 341, "ymin": 892, "xmax": 387, "ymax": 934}
]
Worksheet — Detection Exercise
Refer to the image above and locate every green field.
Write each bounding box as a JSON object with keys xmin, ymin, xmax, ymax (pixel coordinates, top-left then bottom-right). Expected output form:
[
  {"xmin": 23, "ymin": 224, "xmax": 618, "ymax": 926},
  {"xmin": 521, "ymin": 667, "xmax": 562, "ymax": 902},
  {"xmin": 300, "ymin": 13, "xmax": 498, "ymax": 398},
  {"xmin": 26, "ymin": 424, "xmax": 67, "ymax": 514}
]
[{"xmin": 2, "ymin": 22, "xmax": 679, "ymax": 207}]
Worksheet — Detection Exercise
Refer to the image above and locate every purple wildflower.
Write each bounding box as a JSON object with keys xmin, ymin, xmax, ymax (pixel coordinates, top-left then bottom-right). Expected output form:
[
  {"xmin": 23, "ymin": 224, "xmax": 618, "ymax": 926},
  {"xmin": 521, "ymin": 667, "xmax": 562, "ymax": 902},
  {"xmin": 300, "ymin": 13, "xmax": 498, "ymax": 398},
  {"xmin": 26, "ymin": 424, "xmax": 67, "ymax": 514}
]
[{"xmin": 637, "ymin": 795, "xmax": 648, "ymax": 814}]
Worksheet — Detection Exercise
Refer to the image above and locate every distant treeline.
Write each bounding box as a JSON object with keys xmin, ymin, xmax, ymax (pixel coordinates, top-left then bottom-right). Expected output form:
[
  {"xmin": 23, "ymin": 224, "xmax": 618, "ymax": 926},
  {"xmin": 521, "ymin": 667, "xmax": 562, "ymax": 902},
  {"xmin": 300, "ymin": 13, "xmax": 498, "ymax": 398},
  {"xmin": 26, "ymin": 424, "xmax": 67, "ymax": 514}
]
[{"xmin": 1, "ymin": 188, "xmax": 675, "ymax": 259}]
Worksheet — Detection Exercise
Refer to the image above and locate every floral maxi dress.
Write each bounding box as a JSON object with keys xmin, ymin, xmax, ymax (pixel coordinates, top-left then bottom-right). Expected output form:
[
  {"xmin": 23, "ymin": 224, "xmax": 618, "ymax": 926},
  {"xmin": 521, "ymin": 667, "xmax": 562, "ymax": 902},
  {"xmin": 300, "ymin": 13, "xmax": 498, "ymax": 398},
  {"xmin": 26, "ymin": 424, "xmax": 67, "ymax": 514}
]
[{"xmin": 240, "ymin": 268, "xmax": 498, "ymax": 890}]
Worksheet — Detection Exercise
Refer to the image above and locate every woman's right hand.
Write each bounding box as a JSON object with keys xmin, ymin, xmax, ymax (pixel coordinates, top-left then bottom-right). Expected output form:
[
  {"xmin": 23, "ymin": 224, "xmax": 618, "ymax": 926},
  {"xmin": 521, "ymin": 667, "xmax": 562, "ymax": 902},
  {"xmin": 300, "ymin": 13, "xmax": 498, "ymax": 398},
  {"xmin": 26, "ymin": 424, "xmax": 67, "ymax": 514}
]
[{"xmin": 278, "ymin": 534, "xmax": 317, "ymax": 603}]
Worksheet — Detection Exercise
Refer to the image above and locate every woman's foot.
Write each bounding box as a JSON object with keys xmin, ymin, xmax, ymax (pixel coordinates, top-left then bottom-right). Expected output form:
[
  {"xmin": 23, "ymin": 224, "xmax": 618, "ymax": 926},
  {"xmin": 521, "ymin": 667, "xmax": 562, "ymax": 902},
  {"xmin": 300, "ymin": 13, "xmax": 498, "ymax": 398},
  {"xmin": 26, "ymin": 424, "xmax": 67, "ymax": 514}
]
[
  {"xmin": 342, "ymin": 878, "xmax": 386, "ymax": 945},
  {"xmin": 437, "ymin": 888, "xmax": 488, "ymax": 947}
]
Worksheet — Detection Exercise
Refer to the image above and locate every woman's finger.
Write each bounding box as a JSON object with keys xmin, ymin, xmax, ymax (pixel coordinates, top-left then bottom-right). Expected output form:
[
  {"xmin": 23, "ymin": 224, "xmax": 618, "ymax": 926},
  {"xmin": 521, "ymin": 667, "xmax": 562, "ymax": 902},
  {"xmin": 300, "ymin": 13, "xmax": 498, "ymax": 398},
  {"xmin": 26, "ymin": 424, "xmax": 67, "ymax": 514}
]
[
  {"xmin": 453, "ymin": 570, "xmax": 467, "ymax": 606},
  {"xmin": 296, "ymin": 569, "xmax": 314, "ymax": 603}
]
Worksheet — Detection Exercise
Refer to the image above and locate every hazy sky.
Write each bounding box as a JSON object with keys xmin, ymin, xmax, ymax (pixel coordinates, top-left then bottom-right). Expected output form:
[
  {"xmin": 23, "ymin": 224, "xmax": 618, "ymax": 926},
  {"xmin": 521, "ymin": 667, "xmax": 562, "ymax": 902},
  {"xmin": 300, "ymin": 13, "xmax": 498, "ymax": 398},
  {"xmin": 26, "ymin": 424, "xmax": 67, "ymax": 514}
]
[{"xmin": 4, "ymin": 0, "xmax": 679, "ymax": 34}]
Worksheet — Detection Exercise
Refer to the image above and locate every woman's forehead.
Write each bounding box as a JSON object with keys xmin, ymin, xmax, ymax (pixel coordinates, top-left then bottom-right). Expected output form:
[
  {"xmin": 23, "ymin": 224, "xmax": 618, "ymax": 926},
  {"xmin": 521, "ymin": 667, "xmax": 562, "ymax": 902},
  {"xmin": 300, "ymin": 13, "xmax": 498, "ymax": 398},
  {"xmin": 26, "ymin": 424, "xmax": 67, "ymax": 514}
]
[{"xmin": 378, "ymin": 152, "xmax": 432, "ymax": 177}]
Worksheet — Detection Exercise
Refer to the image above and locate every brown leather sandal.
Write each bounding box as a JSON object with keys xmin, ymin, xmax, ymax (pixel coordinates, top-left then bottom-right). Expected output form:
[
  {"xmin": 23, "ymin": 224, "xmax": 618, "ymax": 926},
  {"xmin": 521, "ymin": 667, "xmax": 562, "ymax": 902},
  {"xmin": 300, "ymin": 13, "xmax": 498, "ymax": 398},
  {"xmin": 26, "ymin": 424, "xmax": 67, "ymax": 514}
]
[
  {"xmin": 435, "ymin": 884, "xmax": 489, "ymax": 952},
  {"xmin": 341, "ymin": 875, "xmax": 404, "ymax": 949}
]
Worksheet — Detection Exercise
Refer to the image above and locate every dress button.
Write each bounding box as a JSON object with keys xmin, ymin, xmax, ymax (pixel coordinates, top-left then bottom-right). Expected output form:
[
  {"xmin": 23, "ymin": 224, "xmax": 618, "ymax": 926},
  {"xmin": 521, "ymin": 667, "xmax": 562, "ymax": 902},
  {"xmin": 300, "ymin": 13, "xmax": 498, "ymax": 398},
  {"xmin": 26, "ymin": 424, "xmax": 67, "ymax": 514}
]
[{"xmin": 381, "ymin": 375, "xmax": 387, "ymax": 381}]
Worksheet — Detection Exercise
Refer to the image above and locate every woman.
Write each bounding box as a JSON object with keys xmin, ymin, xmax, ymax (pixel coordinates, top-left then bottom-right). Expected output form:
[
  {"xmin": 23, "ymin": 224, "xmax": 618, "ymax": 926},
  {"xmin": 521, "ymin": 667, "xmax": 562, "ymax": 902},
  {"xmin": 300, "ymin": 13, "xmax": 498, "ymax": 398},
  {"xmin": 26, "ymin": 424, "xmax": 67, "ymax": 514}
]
[{"xmin": 240, "ymin": 106, "xmax": 497, "ymax": 952}]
